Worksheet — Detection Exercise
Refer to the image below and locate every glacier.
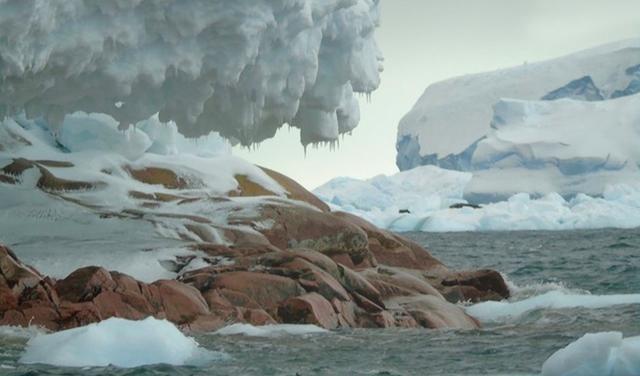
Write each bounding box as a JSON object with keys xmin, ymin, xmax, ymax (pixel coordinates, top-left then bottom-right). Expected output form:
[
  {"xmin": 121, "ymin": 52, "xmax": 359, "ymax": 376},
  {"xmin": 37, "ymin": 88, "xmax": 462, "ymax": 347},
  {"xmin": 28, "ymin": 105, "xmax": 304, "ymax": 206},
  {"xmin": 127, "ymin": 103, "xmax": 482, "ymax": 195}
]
[
  {"xmin": 396, "ymin": 39, "xmax": 640, "ymax": 200},
  {"xmin": 397, "ymin": 38, "xmax": 640, "ymax": 168},
  {"xmin": 0, "ymin": 0, "xmax": 382, "ymax": 146}
]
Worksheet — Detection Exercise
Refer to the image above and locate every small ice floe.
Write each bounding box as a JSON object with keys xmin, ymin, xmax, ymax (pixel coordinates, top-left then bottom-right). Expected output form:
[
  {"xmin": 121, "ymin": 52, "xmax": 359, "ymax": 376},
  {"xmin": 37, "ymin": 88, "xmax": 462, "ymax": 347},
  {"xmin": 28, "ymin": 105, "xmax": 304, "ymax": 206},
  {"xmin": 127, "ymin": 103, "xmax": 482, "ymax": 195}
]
[
  {"xmin": 214, "ymin": 323, "xmax": 328, "ymax": 337},
  {"xmin": 19, "ymin": 317, "xmax": 227, "ymax": 368},
  {"xmin": 542, "ymin": 332, "xmax": 640, "ymax": 376},
  {"xmin": 465, "ymin": 290, "xmax": 640, "ymax": 323}
]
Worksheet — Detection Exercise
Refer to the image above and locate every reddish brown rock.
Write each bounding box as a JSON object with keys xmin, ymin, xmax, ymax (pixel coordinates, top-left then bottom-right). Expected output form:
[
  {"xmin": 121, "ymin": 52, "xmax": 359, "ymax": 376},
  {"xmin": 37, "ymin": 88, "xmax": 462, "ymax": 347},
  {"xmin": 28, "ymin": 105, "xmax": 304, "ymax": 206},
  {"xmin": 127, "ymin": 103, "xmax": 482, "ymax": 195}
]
[
  {"xmin": 333, "ymin": 211, "xmax": 446, "ymax": 272},
  {"xmin": 259, "ymin": 167, "xmax": 330, "ymax": 212},
  {"xmin": 337, "ymin": 264, "xmax": 383, "ymax": 307},
  {"xmin": 282, "ymin": 258, "xmax": 351, "ymax": 302},
  {"xmin": 390, "ymin": 295, "xmax": 479, "ymax": 330},
  {"xmin": 152, "ymin": 280, "xmax": 210, "ymax": 324},
  {"xmin": 55, "ymin": 267, "xmax": 116, "ymax": 303},
  {"xmin": 441, "ymin": 270, "xmax": 510, "ymax": 302},
  {"xmin": 211, "ymin": 271, "xmax": 305, "ymax": 310},
  {"xmin": 256, "ymin": 204, "xmax": 369, "ymax": 259},
  {"xmin": 125, "ymin": 166, "xmax": 192, "ymax": 189},
  {"xmin": 279, "ymin": 292, "xmax": 339, "ymax": 329}
]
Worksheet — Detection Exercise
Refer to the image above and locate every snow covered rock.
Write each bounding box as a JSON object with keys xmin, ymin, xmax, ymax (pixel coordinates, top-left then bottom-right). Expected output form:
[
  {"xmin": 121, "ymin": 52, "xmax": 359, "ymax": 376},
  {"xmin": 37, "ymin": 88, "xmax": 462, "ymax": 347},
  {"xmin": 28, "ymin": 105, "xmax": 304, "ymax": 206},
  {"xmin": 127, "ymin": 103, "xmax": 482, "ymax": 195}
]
[
  {"xmin": 0, "ymin": 0, "xmax": 382, "ymax": 146},
  {"xmin": 0, "ymin": 121, "xmax": 510, "ymax": 332}
]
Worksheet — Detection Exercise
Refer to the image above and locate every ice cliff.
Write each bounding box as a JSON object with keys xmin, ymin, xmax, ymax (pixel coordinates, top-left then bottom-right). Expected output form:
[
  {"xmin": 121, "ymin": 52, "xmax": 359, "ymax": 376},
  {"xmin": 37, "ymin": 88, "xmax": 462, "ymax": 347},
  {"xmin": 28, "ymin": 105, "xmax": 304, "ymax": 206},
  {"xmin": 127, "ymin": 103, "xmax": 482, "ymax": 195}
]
[
  {"xmin": 0, "ymin": 0, "xmax": 382, "ymax": 146},
  {"xmin": 396, "ymin": 39, "xmax": 640, "ymax": 200}
]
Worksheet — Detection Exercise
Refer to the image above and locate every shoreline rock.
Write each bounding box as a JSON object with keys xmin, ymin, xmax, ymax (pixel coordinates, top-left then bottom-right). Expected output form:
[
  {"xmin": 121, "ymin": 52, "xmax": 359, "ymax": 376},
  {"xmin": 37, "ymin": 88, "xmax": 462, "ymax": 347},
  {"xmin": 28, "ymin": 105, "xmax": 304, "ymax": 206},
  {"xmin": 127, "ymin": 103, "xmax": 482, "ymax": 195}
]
[{"xmin": 0, "ymin": 206, "xmax": 508, "ymax": 332}]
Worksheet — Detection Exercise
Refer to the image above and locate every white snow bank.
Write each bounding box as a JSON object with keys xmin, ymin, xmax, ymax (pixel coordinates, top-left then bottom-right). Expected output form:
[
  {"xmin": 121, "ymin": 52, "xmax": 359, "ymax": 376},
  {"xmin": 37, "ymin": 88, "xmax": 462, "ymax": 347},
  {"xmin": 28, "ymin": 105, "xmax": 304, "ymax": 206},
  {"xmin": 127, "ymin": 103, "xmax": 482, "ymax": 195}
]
[
  {"xmin": 314, "ymin": 167, "xmax": 640, "ymax": 232},
  {"xmin": 466, "ymin": 291, "xmax": 640, "ymax": 323},
  {"xmin": 19, "ymin": 318, "xmax": 225, "ymax": 368},
  {"xmin": 214, "ymin": 323, "xmax": 328, "ymax": 337},
  {"xmin": 0, "ymin": 0, "xmax": 382, "ymax": 146},
  {"xmin": 542, "ymin": 332, "xmax": 640, "ymax": 376}
]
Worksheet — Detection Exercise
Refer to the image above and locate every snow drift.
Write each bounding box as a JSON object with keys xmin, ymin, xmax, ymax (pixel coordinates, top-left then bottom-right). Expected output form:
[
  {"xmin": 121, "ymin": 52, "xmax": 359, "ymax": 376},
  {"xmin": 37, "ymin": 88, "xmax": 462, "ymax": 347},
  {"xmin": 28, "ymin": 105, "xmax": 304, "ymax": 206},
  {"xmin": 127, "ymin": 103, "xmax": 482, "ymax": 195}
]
[
  {"xmin": 0, "ymin": 0, "xmax": 382, "ymax": 146},
  {"xmin": 542, "ymin": 332, "xmax": 640, "ymax": 376},
  {"xmin": 19, "ymin": 317, "xmax": 223, "ymax": 368}
]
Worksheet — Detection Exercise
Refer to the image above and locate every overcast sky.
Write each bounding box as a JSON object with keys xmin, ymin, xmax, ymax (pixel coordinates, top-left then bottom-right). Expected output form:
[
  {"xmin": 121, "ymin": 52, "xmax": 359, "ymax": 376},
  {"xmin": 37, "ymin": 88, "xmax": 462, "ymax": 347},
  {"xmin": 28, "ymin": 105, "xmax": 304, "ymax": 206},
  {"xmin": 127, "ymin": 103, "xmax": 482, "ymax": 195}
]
[{"xmin": 234, "ymin": 0, "xmax": 640, "ymax": 190}]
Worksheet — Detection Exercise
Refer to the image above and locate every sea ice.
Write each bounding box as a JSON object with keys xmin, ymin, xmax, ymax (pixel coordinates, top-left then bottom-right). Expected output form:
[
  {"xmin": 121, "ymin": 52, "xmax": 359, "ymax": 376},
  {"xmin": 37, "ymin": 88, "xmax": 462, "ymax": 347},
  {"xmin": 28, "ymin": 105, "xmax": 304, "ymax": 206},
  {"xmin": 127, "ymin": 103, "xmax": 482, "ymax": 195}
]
[
  {"xmin": 542, "ymin": 332, "xmax": 640, "ymax": 376},
  {"xmin": 315, "ymin": 167, "xmax": 640, "ymax": 232},
  {"xmin": 19, "ymin": 317, "xmax": 225, "ymax": 368}
]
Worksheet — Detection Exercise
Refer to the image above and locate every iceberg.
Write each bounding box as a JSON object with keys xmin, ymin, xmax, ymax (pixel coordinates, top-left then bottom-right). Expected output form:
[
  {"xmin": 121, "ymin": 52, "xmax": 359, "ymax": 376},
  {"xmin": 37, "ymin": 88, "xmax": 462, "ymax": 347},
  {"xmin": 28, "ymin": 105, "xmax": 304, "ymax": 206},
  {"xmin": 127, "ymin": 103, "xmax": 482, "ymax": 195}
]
[
  {"xmin": 397, "ymin": 38, "xmax": 640, "ymax": 171},
  {"xmin": 19, "ymin": 317, "xmax": 224, "ymax": 368},
  {"xmin": 542, "ymin": 332, "xmax": 640, "ymax": 376},
  {"xmin": 314, "ymin": 167, "xmax": 640, "ymax": 232},
  {"xmin": 396, "ymin": 39, "xmax": 640, "ymax": 201},
  {"xmin": 0, "ymin": 0, "xmax": 382, "ymax": 146}
]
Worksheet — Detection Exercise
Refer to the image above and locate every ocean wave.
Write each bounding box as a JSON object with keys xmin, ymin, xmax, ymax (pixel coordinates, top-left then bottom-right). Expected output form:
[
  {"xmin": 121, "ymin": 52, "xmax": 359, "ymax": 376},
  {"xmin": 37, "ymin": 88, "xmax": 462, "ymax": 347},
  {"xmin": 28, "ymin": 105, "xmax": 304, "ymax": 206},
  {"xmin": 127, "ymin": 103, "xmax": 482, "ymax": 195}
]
[
  {"xmin": 214, "ymin": 323, "xmax": 328, "ymax": 337},
  {"xmin": 466, "ymin": 290, "xmax": 640, "ymax": 323}
]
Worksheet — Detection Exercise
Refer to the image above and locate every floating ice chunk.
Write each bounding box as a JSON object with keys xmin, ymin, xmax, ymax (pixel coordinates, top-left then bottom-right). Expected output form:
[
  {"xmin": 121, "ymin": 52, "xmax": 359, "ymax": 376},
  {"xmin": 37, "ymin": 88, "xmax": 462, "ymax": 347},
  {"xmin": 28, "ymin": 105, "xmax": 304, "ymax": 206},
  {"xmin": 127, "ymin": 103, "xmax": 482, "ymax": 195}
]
[
  {"xmin": 542, "ymin": 332, "xmax": 640, "ymax": 376},
  {"xmin": 466, "ymin": 291, "xmax": 640, "ymax": 323},
  {"xmin": 19, "ymin": 317, "xmax": 225, "ymax": 368},
  {"xmin": 214, "ymin": 323, "xmax": 328, "ymax": 337}
]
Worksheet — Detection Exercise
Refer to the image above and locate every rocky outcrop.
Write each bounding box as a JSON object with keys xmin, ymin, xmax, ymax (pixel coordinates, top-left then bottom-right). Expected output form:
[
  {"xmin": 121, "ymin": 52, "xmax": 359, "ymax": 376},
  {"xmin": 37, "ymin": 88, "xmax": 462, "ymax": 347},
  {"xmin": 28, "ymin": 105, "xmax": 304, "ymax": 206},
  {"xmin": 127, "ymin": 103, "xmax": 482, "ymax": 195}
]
[
  {"xmin": 0, "ymin": 155, "xmax": 509, "ymax": 332},
  {"xmin": 0, "ymin": 208, "xmax": 508, "ymax": 332}
]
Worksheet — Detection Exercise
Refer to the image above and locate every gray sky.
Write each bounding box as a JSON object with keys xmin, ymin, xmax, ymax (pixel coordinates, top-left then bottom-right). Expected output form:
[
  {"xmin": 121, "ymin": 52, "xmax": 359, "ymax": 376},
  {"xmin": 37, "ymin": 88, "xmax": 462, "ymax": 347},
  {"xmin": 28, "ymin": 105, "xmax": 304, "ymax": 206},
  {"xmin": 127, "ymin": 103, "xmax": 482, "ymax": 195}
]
[{"xmin": 235, "ymin": 0, "xmax": 640, "ymax": 190}]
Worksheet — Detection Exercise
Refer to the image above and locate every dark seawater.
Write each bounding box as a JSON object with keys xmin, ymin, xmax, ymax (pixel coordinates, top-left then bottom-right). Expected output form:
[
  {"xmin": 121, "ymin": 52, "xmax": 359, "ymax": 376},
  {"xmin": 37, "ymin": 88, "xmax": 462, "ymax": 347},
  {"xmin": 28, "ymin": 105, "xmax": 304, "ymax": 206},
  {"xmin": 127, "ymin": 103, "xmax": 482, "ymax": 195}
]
[{"xmin": 1, "ymin": 228, "xmax": 639, "ymax": 376}]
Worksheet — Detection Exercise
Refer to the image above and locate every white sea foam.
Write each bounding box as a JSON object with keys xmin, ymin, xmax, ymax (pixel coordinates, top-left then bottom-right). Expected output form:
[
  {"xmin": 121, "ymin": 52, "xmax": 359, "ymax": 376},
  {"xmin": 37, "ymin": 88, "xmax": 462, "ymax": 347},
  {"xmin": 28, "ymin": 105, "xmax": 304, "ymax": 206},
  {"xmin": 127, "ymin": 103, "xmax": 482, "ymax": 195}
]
[
  {"xmin": 466, "ymin": 291, "xmax": 640, "ymax": 323},
  {"xmin": 542, "ymin": 332, "xmax": 640, "ymax": 376},
  {"xmin": 214, "ymin": 323, "xmax": 328, "ymax": 337},
  {"xmin": 19, "ymin": 317, "xmax": 226, "ymax": 368},
  {"xmin": 0, "ymin": 326, "xmax": 44, "ymax": 340}
]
